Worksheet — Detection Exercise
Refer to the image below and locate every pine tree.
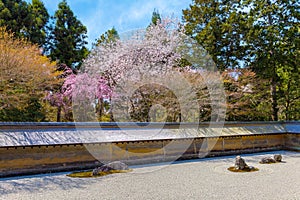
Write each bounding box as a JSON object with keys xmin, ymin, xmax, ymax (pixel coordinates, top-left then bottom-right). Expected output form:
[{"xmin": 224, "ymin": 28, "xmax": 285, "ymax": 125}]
[
  {"xmin": 47, "ymin": 0, "xmax": 88, "ymax": 69},
  {"xmin": 0, "ymin": 0, "xmax": 49, "ymax": 46},
  {"xmin": 26, "ymin": 0, "xmax": 49, "ymax": 46},
  {"xmin": 94, "ymin": 27, "xmax": 119, "ymax": 47},
  {"xmin": 0, "ymin": 0, "xmax": 30, "ymax": 37},
  {"xmin": 150, "ymin": 9, "xmax": 161, "ymax": 26}
]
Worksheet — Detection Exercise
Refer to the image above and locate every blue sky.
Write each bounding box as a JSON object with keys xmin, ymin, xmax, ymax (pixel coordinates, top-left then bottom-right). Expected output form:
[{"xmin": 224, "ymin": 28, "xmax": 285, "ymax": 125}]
[{"xmin": 36, "ymin": 0, "xmax": 191, "ymax": 49}]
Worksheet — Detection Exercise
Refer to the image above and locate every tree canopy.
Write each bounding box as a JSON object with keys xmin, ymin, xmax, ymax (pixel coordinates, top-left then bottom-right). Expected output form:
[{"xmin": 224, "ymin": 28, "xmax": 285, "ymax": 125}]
[
  {"xmin": 0, "ymin": 1, "xmax": 299, "ymax": 122},
  {"xmin": 94, "ymin": 27, "xmax": 119, "ymax": 47},
  {"xmin": 0, "ymin": 27, "xmax": 61, "ymax": 121},
  {"xmin": 183, "ymin": 0, "xmax": 247, "ymax": 71},
  {"xmin": 46, "ymin": 0, "xmax": 88, "ymax": 69},
  {"xmin": 150, "ymin": 9, "xmax": 161, "ymax": 26},
  {"xmin": 0, "ymin": 0, "xmax": 49, "ymax": 46},
  {"xmin": 183, "ymin": 0, "xmax": 300, "ymax": 121},
  {"xmin": 83, "ymin": 19, "xmax": 226, "ymax": 122},
  {"xmin": 243, "ymin": 0, "xmax": 300, "ymax": 120}
]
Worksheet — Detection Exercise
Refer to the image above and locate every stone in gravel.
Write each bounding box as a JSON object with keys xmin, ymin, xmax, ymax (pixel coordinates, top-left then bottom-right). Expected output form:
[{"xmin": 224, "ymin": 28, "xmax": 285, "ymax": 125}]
[
  {"xmin": 260, "ymin": 157, "xmax": 276, "ymax": 164},
  {"xmin": 92, "ymin": 161, "xmax": 129, "ymax": 176},
  {"xmin": 234, "ymin": 156, "xmax": 248, "ymax": 170},
  {"xmin": 274, "ymin": 154, "xmax": 282, "ymax": 162}
]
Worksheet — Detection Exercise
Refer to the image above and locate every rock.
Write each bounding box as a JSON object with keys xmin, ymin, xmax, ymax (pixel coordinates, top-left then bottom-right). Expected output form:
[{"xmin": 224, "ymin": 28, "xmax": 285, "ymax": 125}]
[
  {"xmin": 101, "ymin": 161, "xmax": 129, "ymax": 171},
  {"xmin": 260, "ymin": 154, "xmax": 283, "ymax": 164},
  {"xmin": 235, "ymin": 155, "xmax": 248, "ymax": 170},
  {"xmin": 92, "ymin": 168, "xmax": 101, "ymax": 176},
  {"xmin": 260, "ymin": 157, "xmax": 276, "ymax": 164},
  {"xmin": 229, "ymin": 156, "xmax": 259, "ymax": 172},
  {"xmin": 92, "ymin": 161, "xmax": 129, "ymax": 176},
  {"xmin": 274, "ymin": 154, "xmax": 282, "ymax": 162}
]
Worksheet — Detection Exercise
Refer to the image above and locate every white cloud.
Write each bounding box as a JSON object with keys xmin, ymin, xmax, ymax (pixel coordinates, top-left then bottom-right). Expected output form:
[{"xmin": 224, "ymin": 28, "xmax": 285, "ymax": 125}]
[
  {"xmin": 27, "ymin": 0, "xmax": 191, "ymax": 48},
  {"xmin": 80, "ymin": 0, "xmax": 191, "ymax": 47}
]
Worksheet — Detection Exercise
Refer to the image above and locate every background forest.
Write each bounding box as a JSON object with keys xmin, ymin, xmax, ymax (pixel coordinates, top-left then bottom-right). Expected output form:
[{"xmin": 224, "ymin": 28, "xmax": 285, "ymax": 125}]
[{"xmin": 0, "ymin": 0, "xmax": 299, "ymax": 122}]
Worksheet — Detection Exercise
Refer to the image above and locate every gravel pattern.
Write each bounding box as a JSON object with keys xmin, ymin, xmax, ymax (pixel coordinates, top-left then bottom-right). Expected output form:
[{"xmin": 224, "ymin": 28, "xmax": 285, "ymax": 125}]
[{"xmin": 0, "ymin": 150, "xmax": 299, "ymax": 200}]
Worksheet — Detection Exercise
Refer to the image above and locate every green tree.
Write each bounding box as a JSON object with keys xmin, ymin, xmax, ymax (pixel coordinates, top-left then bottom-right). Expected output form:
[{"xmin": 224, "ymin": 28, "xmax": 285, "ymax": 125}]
[
  {"xmin": 277, "ymin": 60, "xmax": 300, "ymax": 120},
  {"xmin": 0, "ymin": 0, "xmax": 49, "ymax": 46},
  {"xmin": 47, "ymin": 0, "xmax": 88, "ymax": 69},
  {"xmin": 183, "ymin": 0, "xmax": 300, "ymax": 121},
  {"xmin": 94, "ymin": 27, "xmax": 119, "ymax": 47},
  {"xmin": 150, "ymin": 9, "xmax": 161, "ymax": 26},
  {"xmin": 244, "ymin": 0, "xmax": 300, "ymax": 121},
  {"xmin": 183, "ymin": 0, "xmax": 247, "ymax": 71},
  {"xmin": 0, "ymin": 0, "xmax": 30, "ymax": 36},
  {"xmin": 26, "ymin": 0, "xmax": 49, "ymax": 46}
]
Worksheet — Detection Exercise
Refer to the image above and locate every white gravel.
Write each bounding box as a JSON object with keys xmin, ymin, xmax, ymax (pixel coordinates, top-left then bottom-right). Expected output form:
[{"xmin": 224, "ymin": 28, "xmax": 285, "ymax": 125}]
[{"xmin": 1, "ymin": 150, "xmax": 299, "ymax": 200}]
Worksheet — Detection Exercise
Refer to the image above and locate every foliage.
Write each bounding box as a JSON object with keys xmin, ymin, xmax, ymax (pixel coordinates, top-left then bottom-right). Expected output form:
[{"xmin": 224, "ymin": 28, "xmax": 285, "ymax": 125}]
[
  {"xmin": 0, "ymin": 0, "xmax": 49, "ymax": 46},
  {"xmin": 150, "ymin": 9, "xmax": 161, "ymax": 26},
  {"xmin": 83, "ymin": 19, "xmax": 225, "ymax": 122},
  {"xmin": 128, "ymin": 84, "xmax": 181, "ymax": 122},
  {"xmin": 183, "ymin": 0, "xmax": 300, "ymax": 121},
  {"xmin": 85, "ymin": 19, "xmax": 182, "ymax": 88},
  {"xmin": 45, "ymin": 65, "xmax": 112, "ymax": 122},
  {"xmin": 84, "ymin": 19, "xmax": 183, "ymax": 122},
  {"xmin": 277, "ymin": 60, "xmax": 300, "ymax": 120},
  {"xmin": 1, "ymin": 1, "xmax": 298, "ymax": 122},
  {"xmin": 243, "ymin": 0, "xmax": 300, "ymax": 121},
  {"xmin": 94, "ymin": 27, "xmax": 119, "ymax": 47},
  {"xmin": 0, "ymin": 27, "xmax": 61, "ymax": 121},
  {"xmin": 222, "ymin": 69, "xmax": 271, "ymax": 121},
  {"xmin": 46, "ymin": 0, "xmax": 88, "ymax": 69},
  {"xmin": 62, "ymin": 71, "xmax": 112, "ymax": 121},
  {"xmin": 0, "ymin": 0, "xmax": 31, "ymax": 38},
  {"xmin": 26, "ymin": 0, "xmax": 50, "ymax": 46},
  {"xmin": 183, "ymin": 0, "xmax": 247, "ymax": 70}
]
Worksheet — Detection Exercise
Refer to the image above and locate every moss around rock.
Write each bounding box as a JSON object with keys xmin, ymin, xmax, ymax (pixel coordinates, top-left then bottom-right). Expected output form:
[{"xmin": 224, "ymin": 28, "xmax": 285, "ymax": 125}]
[
  {"xmin": 67, "ymin": 169, "xmax": 132, "ymax": 178},
  {"xmin": 227, "ymin": 166, "xmax": 259, "ymax": 172},
  {"xmin": 67, "ymin": 161, "xmax": 132, "ymax": 178},
  {"xmin": 228, "ymin": 155, "xmax": 259, "ymax": 172},
  {"xmin": 92, "ymin": 161, "xmax": 129, "ymax": 176}
]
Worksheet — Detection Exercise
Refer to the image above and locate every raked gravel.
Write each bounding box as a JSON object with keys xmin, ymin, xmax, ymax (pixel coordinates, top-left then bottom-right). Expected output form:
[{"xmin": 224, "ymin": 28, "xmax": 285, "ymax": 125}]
[{"xmin": 0, "ymin": 150, "xmax": 299, "ymax": 200}]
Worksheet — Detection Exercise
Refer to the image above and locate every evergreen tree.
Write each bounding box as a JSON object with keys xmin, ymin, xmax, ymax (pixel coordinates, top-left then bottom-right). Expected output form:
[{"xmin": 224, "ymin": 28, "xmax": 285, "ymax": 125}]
[
  {"xmin": 47, "ymin": 0, "xmax": 88, "ymax": 69},
  {"xmin": 0, "ymin": 0, "xmax": 31, "ymax": 37},
  {"xmin": 0, "ymin": 0, "xmax": 49, "ymax": 46},
  {"xmin": 94, "ymin": 27, "xmax": 119, "ymax": 47},
  {"xmin": 150, "ymin": 9, "xmax": 161, "ymax": 26},
  {"xmin": 182, "ymin": 0, "xmax": 248, "ymax": 71},
  {"xmin": 244, "ymin": 0, "xmax": 300, "ymax": 121},
  {"xmin": 183, "ymin": 0, "xmax": 299, "ymax": 121},
  {"xmin": 26, "ymin": 0, "xmax": 49, "ymax": 46}
]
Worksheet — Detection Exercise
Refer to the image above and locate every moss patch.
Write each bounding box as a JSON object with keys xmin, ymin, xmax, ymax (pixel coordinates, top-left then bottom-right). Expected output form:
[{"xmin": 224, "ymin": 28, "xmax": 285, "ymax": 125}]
[
  {"xmin": 227, "ymin": 166, "xmax": 259, "ymax": 173},
  {"xmin": 67, "ymin": 169, "xmax": 133, "ymax": 178}
]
